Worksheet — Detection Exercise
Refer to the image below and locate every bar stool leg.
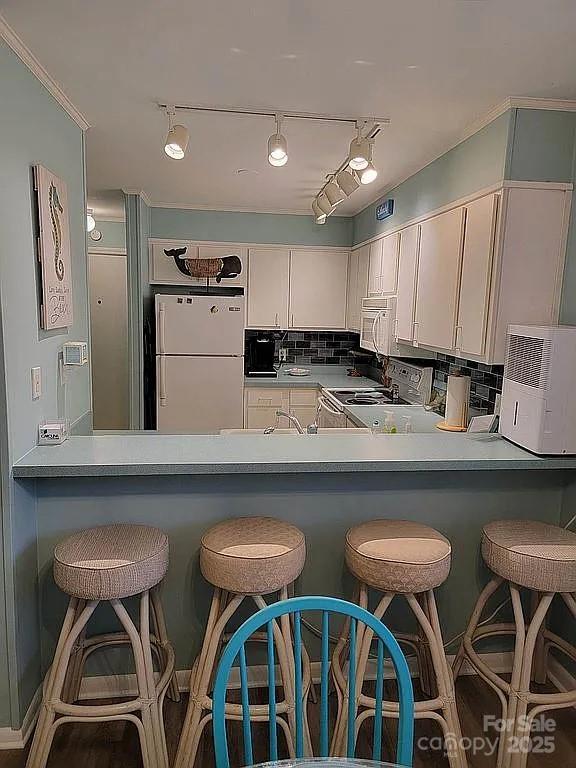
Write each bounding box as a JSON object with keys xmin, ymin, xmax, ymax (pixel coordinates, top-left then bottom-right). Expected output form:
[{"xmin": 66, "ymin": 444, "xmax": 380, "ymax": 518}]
[
  {"xmin": 415, "ymin": 592, "xmax": 435, "ymax": 699},
  {"xmin": 508, "ymin": 592, "xmax": 554, "ymax": 768},
  {"xmin": 26, "ymin": 601, "xmax": 97, "ymax": 768},
  {"xmin": 453, "ymin": 576, "xmax": 504, "ymax": 679},
  {"xmin": 174, "ymin": 592, "xmax": 243, "ymax": 768},
  {"xmin": 151, "ymin": 586, "xmax": 181, "ymax": 703},
  {"xmin": 530, "ymin": 591, "xmax": 549, "ymax": 685}
]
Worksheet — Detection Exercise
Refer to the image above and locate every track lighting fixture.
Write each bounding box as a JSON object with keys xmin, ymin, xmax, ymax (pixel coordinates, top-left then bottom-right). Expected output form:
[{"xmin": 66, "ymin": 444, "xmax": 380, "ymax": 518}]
[
  {"xmin": 164, "ymin": 108, "xmax": 189, "ymax": 160},
  {"xmin": 359, "ymin": 142, "xmax": 378, "ymax": 184},
  {"xmin": 268, "ymin": 114, "xmax": 288, "ymax": 167},
  {"xmin": 324, "ymin": 176, "xmax": 346, "ymax": 208},
  {"xmin": 312, "ymin": 199, "xmax": 327, "ymax": 224},
  {"xmin": 336, "ymin": 167, "xmax": 360, "ymax": 196},
  {"xmin": 86, "ymin": 209, "xmax": 95, "ymax": 233}
]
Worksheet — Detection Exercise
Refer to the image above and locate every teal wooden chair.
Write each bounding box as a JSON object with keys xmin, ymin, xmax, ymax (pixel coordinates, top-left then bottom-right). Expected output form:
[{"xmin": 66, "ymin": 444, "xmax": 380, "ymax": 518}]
[{"xmin": 212, "ymin": 595, "xmax": 415, "ymax": 768}]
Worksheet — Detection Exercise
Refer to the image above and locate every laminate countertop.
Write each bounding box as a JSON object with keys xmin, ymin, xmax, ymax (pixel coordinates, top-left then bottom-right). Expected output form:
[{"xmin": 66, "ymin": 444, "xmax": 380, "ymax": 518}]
[
  {"xmin": 244, "ymin": 365, "xmax": 377, "ymax": 390},
  {"xmin": 12, "ymin": 432, "xmax": 576, "ymax": 478}
]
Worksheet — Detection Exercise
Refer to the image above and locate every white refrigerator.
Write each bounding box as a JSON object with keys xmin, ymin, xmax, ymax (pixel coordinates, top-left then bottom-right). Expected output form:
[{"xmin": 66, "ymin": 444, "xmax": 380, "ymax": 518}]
[{"xmin": 156, "ymin": 294, "xmax": 245, "ymax": 433}]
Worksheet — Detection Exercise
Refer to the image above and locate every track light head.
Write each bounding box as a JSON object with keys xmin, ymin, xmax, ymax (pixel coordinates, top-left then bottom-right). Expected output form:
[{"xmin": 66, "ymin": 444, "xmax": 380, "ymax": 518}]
[
  {"xmin": 336, "ymin": 167, "xmax": 360, "ymax": 196},
  {"xmin": 268, "ymin": 114, "xmax": 288, "ymax": 167},
  {"xmin": 86, "ymin": 209, "xmax": 96, "ymax": 233},
  {"xmin": 348, "ymin": 130, "xmax": 370, "ymax": 171},
  {"xmin": 317, "ymin": 191, "xmax": 335, "ymax": 216},
  {"xmin": 360, "ymin": 162, "xmax": 378, "ymax": 184},
  {"xmin": 325, "ymin": 177, "xmax": 346, "ymax": 207},
  {"xmin": 312, "ymin": 199, "xmax": 327, "ymax": 224},
  {"xmin": 164, "ymin": 108, "xmax": 189, "ymax": 160}
]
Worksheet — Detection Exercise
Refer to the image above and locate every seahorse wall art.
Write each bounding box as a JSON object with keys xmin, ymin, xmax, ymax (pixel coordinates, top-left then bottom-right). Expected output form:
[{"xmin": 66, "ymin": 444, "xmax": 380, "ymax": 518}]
[
  {"xmin": 49, "ymin": 181, "xmax": 65, "ymax": 281},
  {"xmin": 164, "ymin": 247, "xmax": 242, "ymax": 283}
]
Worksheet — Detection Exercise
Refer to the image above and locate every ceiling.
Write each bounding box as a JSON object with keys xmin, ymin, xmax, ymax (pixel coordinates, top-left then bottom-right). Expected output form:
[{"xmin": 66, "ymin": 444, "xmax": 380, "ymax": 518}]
[{"xmin": 3, "ymin": 0, "xmax": 576, "ymax": 218}]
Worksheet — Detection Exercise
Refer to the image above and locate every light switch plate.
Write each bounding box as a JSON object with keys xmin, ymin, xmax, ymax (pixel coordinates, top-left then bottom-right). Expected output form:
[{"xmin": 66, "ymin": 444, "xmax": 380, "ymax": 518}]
[{"xmin": 31, "ymin": 367, "xmax": 41, "ymax": 400}]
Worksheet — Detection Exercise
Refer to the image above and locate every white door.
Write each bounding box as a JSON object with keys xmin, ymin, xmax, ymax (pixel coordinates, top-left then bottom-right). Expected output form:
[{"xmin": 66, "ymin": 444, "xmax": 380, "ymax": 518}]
[
  {"xmin": 157, "ymin": 355, "xmax": 244, "ymax": 433},
  {"xmin": 346, "ymin": 250, "xmax": 359, "ymax": 331},
  {"xmin": 415, "ymin": 207, "xmax": 465, "ymax": 350},
  {"xmin": 247, "ymin": 248, "xmax": 290, "ymax": 328},
  {"xmin": 395, "ymin": 225, "xmax": 420, "ymax": 342},
  {"xmin": 367, "ymin": 239, "xmax": 383, "ymax": 296},
  {"xmin": 289, "ymin": 250, "xmax": 348, "ymax": 329},
  {"xmin": 156, "ymin": 295, "xmax": 244, "ymax": 355},
  {"xmin": 381, "ymin": 232, "xmax": 400, "ymax": 294},
  {"xmin": 89, "ymin": 253, "xmax": 129, "ymax": 429},
  {"xmin": 457, "ymin": 194, "xmax": 498, "ymax": 357},
  {"xmin": 197, "ymin": 244, "xmax": 247, "ymax": 287}
]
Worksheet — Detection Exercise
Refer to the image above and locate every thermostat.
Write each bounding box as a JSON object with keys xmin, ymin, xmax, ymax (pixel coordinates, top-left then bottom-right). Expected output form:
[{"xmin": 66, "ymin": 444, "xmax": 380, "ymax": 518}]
[{"xmin": 63, "ymin": 341, "xmax": 88, "ymax": 366}]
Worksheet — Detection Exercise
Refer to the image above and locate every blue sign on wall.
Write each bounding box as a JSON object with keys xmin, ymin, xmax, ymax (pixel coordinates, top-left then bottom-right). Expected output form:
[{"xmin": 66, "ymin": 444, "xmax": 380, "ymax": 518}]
[{"xmin": 376, "ymin": 199, "xmax": 394, "ymax": 221}]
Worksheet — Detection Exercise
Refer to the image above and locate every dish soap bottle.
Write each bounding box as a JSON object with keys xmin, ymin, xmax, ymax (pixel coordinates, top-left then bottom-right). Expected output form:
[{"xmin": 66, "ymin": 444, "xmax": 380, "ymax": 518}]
[{"xmin": 383, "ymin": 412, "xmax": 397, "ymax": 434}]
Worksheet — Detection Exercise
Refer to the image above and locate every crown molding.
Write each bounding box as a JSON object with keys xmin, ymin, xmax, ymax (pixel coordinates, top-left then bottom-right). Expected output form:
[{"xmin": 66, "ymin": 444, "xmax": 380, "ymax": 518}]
[
  {"xmin": 149, "ymin": 199, "xmax": 328, "ymax": 216},
  {"xmin": 0, "ymin": 13, "xmax": 90, "ymax": 130},
  {"xmin": 509, "ymin": 97, "xmax": 576, "ymax": 112}
]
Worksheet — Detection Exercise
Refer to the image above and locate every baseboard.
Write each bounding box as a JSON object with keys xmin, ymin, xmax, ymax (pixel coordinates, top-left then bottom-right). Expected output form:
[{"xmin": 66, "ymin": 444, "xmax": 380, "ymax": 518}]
[
  {"xmin": 0, "ymin": 685, "xmax": 42, "ymax": 750},
  {"xmin": 0, "ymin": 650, "xmax": 513, "ymax": 749}
]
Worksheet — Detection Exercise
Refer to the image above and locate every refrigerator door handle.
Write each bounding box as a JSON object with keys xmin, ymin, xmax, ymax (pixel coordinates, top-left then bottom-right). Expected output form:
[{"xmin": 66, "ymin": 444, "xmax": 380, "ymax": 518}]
[
  {"xmin": 158, "ymin": 302, "xmax": 166, "ymax": 354},
  {"xmin": 159, "ymin": 356, "xmax": 167, "ymax": 406}
]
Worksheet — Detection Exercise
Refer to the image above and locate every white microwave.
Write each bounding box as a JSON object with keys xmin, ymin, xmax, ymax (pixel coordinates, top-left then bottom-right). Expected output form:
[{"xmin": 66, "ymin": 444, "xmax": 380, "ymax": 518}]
[
  {"xmin": 359, "ymin": 297, "xmax": 396, "ymax": 355},
  {"xmin": 360, "ymin": 297, "xmax": 435, "ymax": 359}
]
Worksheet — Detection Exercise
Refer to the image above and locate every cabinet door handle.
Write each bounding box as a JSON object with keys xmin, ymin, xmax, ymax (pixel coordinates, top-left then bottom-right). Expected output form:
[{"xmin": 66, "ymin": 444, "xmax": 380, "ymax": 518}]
[
  {"xmin": 291, "ymin": 313, "xmax": 294, "ymax": 327},
  {"xmin": 275, "ymin": 312, "xmax": 279, "ymax": 327},
  {"xmin": 413, "ymin": 322, "xmax": 419, "ymax": 346},
  {"xmin": 159, "ymin": 356, "xmax": 167, "ymax": 406},
  {"xmin": 393, "ymin": 318, "xmax": 399, "ymax": 341},
  {"xmin": 455, "ymin": 325, "xmax": 462, "ymax": 351},
  {"xmin": 158, "ymin": 303, "xmax": 166, "ymax": 354}
]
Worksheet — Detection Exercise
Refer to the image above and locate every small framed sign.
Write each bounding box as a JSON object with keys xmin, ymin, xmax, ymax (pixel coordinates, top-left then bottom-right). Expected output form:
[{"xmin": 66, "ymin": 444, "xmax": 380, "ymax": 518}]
[{"xmin": 376, "ymin": 199, "xmax": 394, "ymax": 221}]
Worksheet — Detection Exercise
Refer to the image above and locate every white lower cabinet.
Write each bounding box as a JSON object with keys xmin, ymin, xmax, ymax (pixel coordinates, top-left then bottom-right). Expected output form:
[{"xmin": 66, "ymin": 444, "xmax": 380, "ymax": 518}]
[
  {"xmin": 289, "ymin": 250, "xmax": 348, "ymax": 329},
  {"xmin": 244, "ymin": 387, "xmax": 319, "ymax": 430}
]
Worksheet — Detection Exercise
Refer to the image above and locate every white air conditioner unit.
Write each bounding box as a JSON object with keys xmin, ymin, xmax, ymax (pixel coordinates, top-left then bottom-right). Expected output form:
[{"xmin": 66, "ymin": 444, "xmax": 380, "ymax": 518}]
[{"xmin": 499, "ymin": 325, "xmax": 576, "ymax": 454}]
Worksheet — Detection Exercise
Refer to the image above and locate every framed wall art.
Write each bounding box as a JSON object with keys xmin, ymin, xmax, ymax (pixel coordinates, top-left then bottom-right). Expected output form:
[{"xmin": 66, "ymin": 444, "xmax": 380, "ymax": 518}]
[{"xmin": 34, "ymin": 164, "xmax": 73, "ymax": 329}]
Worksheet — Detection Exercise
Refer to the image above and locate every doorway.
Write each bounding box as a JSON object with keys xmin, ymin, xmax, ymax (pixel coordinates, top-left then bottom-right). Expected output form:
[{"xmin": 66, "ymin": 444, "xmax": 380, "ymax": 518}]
[{"xmin": 88, "ymin": 251, "xmax": 129, "ymax": 429}]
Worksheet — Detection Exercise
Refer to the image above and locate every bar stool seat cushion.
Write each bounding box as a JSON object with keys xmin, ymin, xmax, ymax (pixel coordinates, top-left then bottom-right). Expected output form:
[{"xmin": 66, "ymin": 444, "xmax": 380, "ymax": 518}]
[
  {"xmin": 345, "ymin": 519, "xmax": 451, "ymax": 593},
  {"xmin": 54, "ymin": 524, "xmax": 169, "ymax": 600},
  {"xmin": 482, "ymin": 520, "xmax": 576, "ymax": 592},
  {"xmin": 200, "ymin": 517, "xmax": 306, "ymax": 594}
]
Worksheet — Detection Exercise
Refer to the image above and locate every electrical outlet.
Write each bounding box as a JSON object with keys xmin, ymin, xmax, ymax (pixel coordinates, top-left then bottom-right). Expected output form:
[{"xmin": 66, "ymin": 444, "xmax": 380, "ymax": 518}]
[
  {"xmin": 31, "ymin": 367, "xmax": 42, "ymax": 400},
  {"xmin": 279, "ymin": 348, "xmax": 287, "ymax": 362}
]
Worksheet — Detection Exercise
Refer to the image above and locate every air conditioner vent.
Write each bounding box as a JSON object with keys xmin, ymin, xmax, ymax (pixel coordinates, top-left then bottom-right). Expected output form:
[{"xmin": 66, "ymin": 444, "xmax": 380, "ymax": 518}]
[{"xmin": 505, "ymin": 334, "xmax": 552, "ymax": 390}]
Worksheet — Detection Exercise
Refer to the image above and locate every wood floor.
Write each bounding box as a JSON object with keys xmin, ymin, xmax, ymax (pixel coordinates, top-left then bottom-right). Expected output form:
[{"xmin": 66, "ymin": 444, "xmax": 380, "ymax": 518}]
[{"xmin": 1, "ymin": 676, "xmax": 574, "ymax": 768}]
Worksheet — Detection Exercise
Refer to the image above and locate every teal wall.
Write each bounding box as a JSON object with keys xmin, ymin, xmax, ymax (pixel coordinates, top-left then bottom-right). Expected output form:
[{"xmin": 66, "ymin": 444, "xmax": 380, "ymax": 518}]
[
  {"xmin": 151, "ymin": 207, "xmax": 353, "ymax": 247},
  {"xmin": 87, "ymin": 219, "xmax": 126, "ymax": 251},
  {"xmin": 0, "ymin": 38, "xmax": 91, "ymax": 725},
  {"xmin": 352, "ymin": 111, "xmax": 512, "ymax": 245}
]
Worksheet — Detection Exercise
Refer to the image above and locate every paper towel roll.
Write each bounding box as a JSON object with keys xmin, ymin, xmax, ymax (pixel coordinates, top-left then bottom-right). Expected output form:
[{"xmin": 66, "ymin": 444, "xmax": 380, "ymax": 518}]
[{"xmin": 445, "ymin": 374, "xmax": 471, "ymax": 428}]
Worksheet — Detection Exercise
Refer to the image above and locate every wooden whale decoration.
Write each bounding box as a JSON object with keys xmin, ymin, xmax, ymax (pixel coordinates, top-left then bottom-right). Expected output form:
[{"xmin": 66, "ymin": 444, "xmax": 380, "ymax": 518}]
[{"xmin": 164, "ymin": 247, "xmax": 242, "ymax": 283}]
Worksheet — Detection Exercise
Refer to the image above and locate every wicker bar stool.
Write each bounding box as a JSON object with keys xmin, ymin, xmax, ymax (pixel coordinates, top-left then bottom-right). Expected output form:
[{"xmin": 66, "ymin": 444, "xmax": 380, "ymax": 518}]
[
  {"xmin": 26, "ymin": 524, "xmax": 179, "ymax": 768},
  {"xmin": 453, "ymin": 520, "xmax": 576, "ymax": 768},
  {"xmin": 331, "ymin": 520, "xmax": 467, "ymax": 768},
  {"xmin": 174, "ymin": 516, "xmax": 310, "ymax": 768}
]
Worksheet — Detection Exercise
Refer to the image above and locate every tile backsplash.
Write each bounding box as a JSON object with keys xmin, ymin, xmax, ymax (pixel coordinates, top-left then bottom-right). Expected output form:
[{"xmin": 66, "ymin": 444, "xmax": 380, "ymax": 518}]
[
  {"xmin": 245, "ymin": 330, "xmax": 360, "ymax": 366},
  {"xmin": 433, "ymin": 353, "xmax": 504, "ymax": 413}
]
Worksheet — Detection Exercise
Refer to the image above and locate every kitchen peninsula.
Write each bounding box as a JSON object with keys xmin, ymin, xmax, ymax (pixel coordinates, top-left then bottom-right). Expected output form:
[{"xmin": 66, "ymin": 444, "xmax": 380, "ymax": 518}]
[{"xmin": 13, "ymin": 429, "xmax": 576, "ymax": 688}]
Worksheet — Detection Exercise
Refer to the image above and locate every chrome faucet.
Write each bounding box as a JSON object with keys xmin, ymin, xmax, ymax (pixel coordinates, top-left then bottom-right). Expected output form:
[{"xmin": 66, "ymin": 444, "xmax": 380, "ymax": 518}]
[{"xmin": 264, "ymin": 409, "xmax": 305, "ymax": 434}]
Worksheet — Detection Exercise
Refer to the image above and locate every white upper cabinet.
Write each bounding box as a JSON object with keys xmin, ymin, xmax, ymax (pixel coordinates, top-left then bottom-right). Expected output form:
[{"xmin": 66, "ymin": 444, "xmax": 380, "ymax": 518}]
[
  {"xmin": 415, "ymin": 207, "xmax": 465, "ymax": 350},
  {"xmin": 247, "ymin": 248, "xmax": 290, "ymax": 329},
  {"xmin": 368, "ymin": 233, "xmax": 399, "ymax": 296},
  {"xmin": 290, "ymin": 250, "xmax": 348, "ymax": 329},
  {"xmin": 367, "ymin": 238, "xmax": 383, "ymax": 296},
  {"xmin": 346, "ymin": 245, "xmax": 369, "ymax": 331},
  {"xmin": 456, "ymin": 194, "xmax": 498, "ymax": 358},
  {"xmin": 395, "ymin": 224, "xmax": 420, "ymax": 343}
]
